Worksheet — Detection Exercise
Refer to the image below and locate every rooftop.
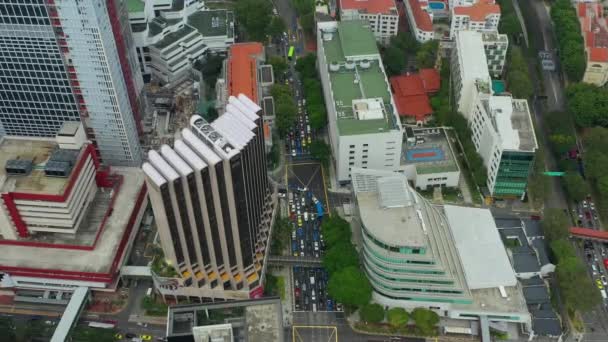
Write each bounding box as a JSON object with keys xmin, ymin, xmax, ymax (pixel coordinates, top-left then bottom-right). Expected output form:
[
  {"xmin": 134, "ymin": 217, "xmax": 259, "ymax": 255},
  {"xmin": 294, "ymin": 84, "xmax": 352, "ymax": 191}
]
[
  {"xmin": 227, "ymin": 43, "xmax": 264, "ymax": 103},
  {"xmin": 188, "ymin": 10, "xmax": 234, "ymax": 38},
  {"xmin": 455, "ymin": 30, "xmax": 492, "ymax": 84},
  {"xmin": 126, "ymin": 0, "xmax": 145, "ymax": 13},
  {"xmin": 401, "ymin": 128, "xmax": 459, "ymax": 174},
  {"xmin": 444, "ymin": 205, "xmax": 517, "ymax": 290},
  {"xmin": 320, "ymin": 21, "xmax": 398, "ymax": 135},
  {"xmin": 168, "ymin": 298, "xmax": 282, "ymax": 341},
  {"xmin": 407, "ymin": 0, "xmax": 433, "ymax": 32},
  {"xmin": 578, "ymin": 3, "xmax": 608, "ymax": 62},
  {"xmin": 153, "ymin": 25, "xmax": 196, "ymax": 49},
  {"xmin": 487, "ymin": 96, "xmax": 538, "ymax": 152},
  {"xmin": 0, "ymin": 138, "xmax": 79, "ymax": 195},
  {"xmin": 390, "ymin": 69, "xmax": 440, "ymax": 121},
  {"xmin": 452, "ymin": 0, "xmax": 500, "ymax": 21},
  {"xmin": 148, "ymin": 17, "xmax": 182, "ymax": 37},
  {"xmin": 0, "ymin": 167, "xmax": 144, "ymax": 274},
  {"xmin": 340, "ymin": 0, "xmax": 397, "ymax": 15}
]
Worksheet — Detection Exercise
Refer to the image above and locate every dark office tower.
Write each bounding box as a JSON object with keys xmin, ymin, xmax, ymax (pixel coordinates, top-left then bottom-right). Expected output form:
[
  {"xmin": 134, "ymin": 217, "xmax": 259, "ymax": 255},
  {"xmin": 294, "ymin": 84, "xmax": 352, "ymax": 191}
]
[
  {"xmin": 142, "ymin": 95, "xmax": 274, "ymax": 301},
  {"xmin": 0, "ymin": 0, "xmax": 144, "ymax": 166}
]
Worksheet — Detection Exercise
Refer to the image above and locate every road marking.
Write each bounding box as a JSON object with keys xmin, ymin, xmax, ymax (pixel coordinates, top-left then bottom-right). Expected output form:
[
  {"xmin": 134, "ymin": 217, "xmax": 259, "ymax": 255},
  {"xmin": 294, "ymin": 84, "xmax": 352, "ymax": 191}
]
[
  {"xmin": 320, "ymin": 165, "xmax": 331, "ymax": 218},
  {"xmin": 292, "ymin": 325, "xmax": 337, "ymax": 342}
]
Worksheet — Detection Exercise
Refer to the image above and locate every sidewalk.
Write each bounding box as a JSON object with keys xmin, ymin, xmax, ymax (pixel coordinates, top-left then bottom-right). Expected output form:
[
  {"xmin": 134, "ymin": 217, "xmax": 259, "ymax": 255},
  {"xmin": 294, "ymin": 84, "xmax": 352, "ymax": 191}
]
[{"xmin": 128, "ymin": 314, "xmax": 167, "ymax": 326}]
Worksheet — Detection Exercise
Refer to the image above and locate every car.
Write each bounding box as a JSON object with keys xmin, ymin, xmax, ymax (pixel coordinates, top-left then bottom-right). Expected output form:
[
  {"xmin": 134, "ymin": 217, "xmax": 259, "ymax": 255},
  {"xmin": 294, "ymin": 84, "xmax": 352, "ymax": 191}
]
[
  {"xmin": 298, "ymin": 217, "xmax": 303, "ymax": 226},
  {"xmin": 302, "ymin": 139, "xmax": 306, "ymax": 147},
  {"xmin": 583, "ymin": 200, "xmax": 589, "ymax": 208},
  {"xmin": 586, "ymin": 211, "xmax": 592, "ymax": 219},
  {"xmin": 292, "ymin": 149, "xmax": 296, "ymax": 157},
  {"xmin": 141, "ymin": 335, "xmax": 153, "ymax": 341},
  {"xmin": 295, "ymin": 288, "xmax": 301, "ymax": 297},
  {"xmin": 126, "ymin": 333, "xmax": 137, "ymax": 339},
  {"xmin": 308, "ymin": 136, "xmax": 312, "ymax": 144},
  {"xmin": 602, "ymin": 275, "xmax": 608, "ymax": 286},
  {"xmin": 293, "ymin": 251, "xmax": 299, "ymax": 256},
  {"xmin": 337, "ymin": 303, "xmax": 343, "ymax": 311},
  {"xmin": 597, "ymin": 279, "xmax": 604, "ymax": 290}
]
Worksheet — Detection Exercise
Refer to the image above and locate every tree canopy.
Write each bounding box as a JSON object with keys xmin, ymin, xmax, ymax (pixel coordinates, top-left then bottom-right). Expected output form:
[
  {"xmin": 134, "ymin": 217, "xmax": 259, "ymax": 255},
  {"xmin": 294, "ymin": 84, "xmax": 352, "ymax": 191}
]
[
  {"xmin": 541, "ymin": 208, "xmax": 571, "ymax": 242},
  {"xmin": 506, "ymin": 47, "xmax": 533, "ymax": 99},
  {"xmin": 415, "ymin": 40, "xmax": 439, "ymax": 69},
  {"xmin": 267, "ymin": 16, "xmax": 286, "ymax": 39},
  {"xmin": 566, "ymin": 83, "xmax": 608, "ymax": 128},
  {"xmin": 321, "ymin": 215, "xmax": 352, "ymax": 249},
  {"xmin": 359, "ymin": 303, "xmax": 385, "ymax": 323},
  {"xmin": 563, "ymin": 172, "xmax": 590, "ymax": 202},
  {"xmin": 551, "ymin": 0, "xmax": 586, "ymax": 81},
  {"xmin": 310, "ymin": 140, "xmax": 331, "ymax": 167},
  {"xmin": 268, "ymin": 56, "xmax": 288, "ymax": 80},
  {"xmin": 327, "ymin": 266, "xmax": 372, "ymax": 307},
  {"xmin": 322, "ymin": 242, "xmax": 359, "ymax": 274},
  {"xmin": 296, "ymin": 54, "xmax": 328, "ymax": 129},
  {"xmin": 556, "ymin": 255, "xmax": 601, "ymax": 312},
  {"xmin": 271, "ymin": 84, "xmax": 297, "ymax": 135},
  {"xmin": 235, "ymin": 0, "xmax": 273, "ymax": 42},
  {"xmin": 387, "ymin": 307, "xmax": 410, "ymax": 327},
  {"xmin": 411, "ymin": 308, "xmax": 440, "ymax": 335}
]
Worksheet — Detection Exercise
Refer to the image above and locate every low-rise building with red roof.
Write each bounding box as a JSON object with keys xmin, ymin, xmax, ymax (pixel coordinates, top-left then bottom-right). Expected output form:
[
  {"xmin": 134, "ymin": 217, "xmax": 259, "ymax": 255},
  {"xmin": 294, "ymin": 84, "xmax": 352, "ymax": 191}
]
[
  {"xmin": 390, "ymin": 68, "xmax": 440, "ymax": 124},
  {"xmin": 449, "ymin": 0, "xmax": 500, "ymax": 38},
  {"xmin": 404, "ymin": 0, "xmax": 435, "ymax": 42},
  {"xmin": 577, "ymin": 2, "xmax": 608, "ymax": 86},
  {"xmin": 340, "ymin": 0, "xmax": 399, "ymax": 44},
  {"xmin": 215, "ymin": 43, "xmax": 275, "ymax": 151}
]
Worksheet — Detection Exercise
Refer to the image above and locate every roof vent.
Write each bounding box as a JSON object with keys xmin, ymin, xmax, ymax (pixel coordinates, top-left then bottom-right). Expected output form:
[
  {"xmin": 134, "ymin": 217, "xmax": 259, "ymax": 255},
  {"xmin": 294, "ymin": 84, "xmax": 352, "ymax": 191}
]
[
  {"xmin": 329, "ymin": 62, "xmax": 340, "ymax": 72},
  {"xmin": 5, "ymin": 159, "xmax": 33, "ymax": 176},
  {"xmin": 345, "ymin": 61, "xmax": 356, "ymax": 70},
  {"xmin": 359, "ymin": 59, "xmax": 371, "ymax": 69}
]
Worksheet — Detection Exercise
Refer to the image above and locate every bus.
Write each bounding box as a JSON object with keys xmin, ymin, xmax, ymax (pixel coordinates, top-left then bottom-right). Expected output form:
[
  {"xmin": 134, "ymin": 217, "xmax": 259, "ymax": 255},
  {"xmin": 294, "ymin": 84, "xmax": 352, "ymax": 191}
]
[
  {"xmin": 288, "ymin": 46, "xmax": 295, "ymax": 60},
  {"xmin": 88, "ymin": 321, "xmax": 116, "ymax": 329}
]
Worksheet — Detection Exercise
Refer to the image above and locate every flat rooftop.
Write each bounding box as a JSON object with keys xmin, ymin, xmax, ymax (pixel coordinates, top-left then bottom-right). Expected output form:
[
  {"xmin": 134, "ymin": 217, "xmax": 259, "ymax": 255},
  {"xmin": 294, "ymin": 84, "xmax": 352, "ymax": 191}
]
[
  {"xmin": 168, "ymin": 298, "xmax": 282, "ymax": 341},
  {"xmin": 188, "ymin": 10, "xmax": 234, "ymax": 38},
  {"xmin": 463, "ymin": 283, "xmax": 529, "ymax": 316},
  {"xmin": 0, "ymin": 167, "xmax": 144, "ymax": 274},
  {"xmin": 401, "ymin": 128, "xmax": 459, "ymax": 174},
  {"xmin": 126, "ymin": 0, "xmax": 144, "ymax": 13},
  {"xmin": 0, "ymin": 138, "xmax": 76, "ymax": 195},
  {"xmin": 444, "ymin": 205, "xmax": 517, "ymax": 290},
  {"xmin": 153, "ymin": 25, "xmax": 195, "ymax": 49},
  {"xmin": 455, "ymin": 31, "xmax": 491, "ymax": 83},
  {"xmin": 320, "ymin": 21, "xmax": 399, "ymax": 136},
  {"xmin": 357, "ymin": 185, "xmax": 426, "ymax": 248},
  {"xmin": 487, "ymin": 97, "xmax": 537, "ymax": 152}
]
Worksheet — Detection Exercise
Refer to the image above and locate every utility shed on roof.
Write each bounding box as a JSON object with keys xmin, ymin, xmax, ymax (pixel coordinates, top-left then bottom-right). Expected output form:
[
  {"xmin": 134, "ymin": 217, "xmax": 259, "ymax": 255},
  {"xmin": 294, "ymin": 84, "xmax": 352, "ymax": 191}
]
[{"xmin": 444, "ymin": 205, "xmax": 517, "ymax": 290}]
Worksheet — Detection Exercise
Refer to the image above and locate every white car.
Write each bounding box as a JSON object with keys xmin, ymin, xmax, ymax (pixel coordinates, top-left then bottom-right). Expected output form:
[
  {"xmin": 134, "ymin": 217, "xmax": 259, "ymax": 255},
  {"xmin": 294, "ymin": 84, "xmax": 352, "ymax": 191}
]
[
  {"xmin": 602, "ymin": 275, "xmax": 608, "ymax": 286},
  {"xmin": 304, "ymin": 212, "xmax": 309, "ymax": 221},
  {"xmin": 292, "ymin": 149, "xmax": 296, "ymax": 157},
  {"xmin": 301, "ymin": 197, "xmax": 306, "ymax": 206}
]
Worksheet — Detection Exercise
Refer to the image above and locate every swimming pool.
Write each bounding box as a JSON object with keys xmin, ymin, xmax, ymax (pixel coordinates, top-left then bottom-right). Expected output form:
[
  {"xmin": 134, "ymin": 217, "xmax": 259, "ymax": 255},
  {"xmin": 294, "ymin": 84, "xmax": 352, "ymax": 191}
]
[
  {"xmin": 428, "ymin": 1, "xmax": 446, "ymax": 10},
  {"xmin": 406, "ymin": 148, "xmax": 445, "ymax": 162}
]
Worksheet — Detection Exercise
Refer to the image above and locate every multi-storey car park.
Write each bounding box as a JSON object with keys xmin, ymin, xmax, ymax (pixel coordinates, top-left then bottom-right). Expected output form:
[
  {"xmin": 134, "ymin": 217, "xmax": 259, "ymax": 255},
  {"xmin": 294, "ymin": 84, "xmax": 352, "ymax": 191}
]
[
  {"xmin": 143, "ymin": 95, "xmax": 275, "ymax": 301},
  {"xmin": 0, "ymin": 0, "xmax": 145, "ymax": 166},
  {"xmin": 316, "ymin": 20, "xmax": 403, "ymax": 185},
  {"xmin": 126, "ymin": 0, "xmax": 235, "ymax": 83},
  {"xmin": 350, "ymin": 168, "xmax": 532, "ymax": 340},
  {"xmin": 0, "ymin": 122, "xmax": 146, "ymax": 303}
]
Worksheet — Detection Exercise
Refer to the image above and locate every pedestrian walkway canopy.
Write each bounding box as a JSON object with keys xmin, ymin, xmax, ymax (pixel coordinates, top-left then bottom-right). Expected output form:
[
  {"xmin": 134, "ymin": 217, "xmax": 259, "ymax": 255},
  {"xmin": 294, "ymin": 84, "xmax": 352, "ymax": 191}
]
[
  {"xmin": 51, "ymin": 287, "xmax": 89, "ymax": 342},
  {"xmin": 120, "ymin": 265, "xmax": 152, "ymax": 277},
  {"xmin": 570, "ymin": 227, "xmax": 608, "ymax": 241}
]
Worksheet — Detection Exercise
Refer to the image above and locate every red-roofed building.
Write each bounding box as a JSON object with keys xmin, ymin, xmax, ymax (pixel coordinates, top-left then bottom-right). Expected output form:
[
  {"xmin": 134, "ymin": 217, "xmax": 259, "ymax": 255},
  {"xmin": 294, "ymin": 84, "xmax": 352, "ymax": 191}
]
[
  {"xmin": 390, "ymin": 68, "xmax": 440, "ymax": 124},
  {"xmin": 404, "ymin": 0, "xmax": 435, "ymax": 42},
  {"xmin": 450, "ymin": 0, "xmax": 500, "ymax": 38},
  {"xmin": 340, "ymin": 0, "xmax": 399, "ymax": 43},
  {"xmin": 576, "ymin": 2, "xmax": 608, "ymax": 86},
  {"xmin": 216, "ymin": 43, "xmax": 275, "ymax": 151}
]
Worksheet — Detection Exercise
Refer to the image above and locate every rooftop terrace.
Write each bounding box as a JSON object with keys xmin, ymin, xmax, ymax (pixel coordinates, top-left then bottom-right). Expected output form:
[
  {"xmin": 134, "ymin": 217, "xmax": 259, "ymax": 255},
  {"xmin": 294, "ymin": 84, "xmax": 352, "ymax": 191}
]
[
  {"xmin": 486, "ymin": 96, "xmax": 537, "ymax": 152},
  {"xmin": 188, "ymin": 10, "xmax": 234, "ymax": 38},
  {"xmin": 126, "ymin": 0, "xmax": 144, "ymax": 13},
  {"xmin": 401, "ymin": 128, "xmax": 459, "ymax": 174},
  {"xmin": 321, "ymin": 21, "xmax": 398, "ymax": 135},
  {"xmin": 0, "ymin": 138, "xmax": 75, "ymax": 195}
]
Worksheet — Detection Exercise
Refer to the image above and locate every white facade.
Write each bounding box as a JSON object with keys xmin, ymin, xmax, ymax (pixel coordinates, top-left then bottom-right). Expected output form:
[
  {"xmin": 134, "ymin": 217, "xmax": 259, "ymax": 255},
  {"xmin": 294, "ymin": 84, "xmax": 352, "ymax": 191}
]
[
  {"xmin": 481, "ymin": 31, "xmax": 509, "ymax": 78},
  {"xmin": 127, "ymin": 0, "xmax": 234, "ymax": 83},
  {"xmin": 404, "ymin": 0, "xmax": 435, "ymax": 42},
  {"xmin": 450, "ymin": 1, "xmax": 501, "ymax": 39}
]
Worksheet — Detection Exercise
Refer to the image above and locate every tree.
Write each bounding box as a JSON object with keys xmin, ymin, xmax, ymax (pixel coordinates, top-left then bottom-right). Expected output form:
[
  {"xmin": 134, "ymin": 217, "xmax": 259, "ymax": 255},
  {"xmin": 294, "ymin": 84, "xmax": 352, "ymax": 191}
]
[
  {"xmin": 323, "ymin": 242, "xmax": 359, "ymax": 274},
  {"xmin": 415, "ymin": 40, "xmax": 439, "ymax": 69},
  {"xmin": 583, "ymin": 127, "xmax": 608, "ymax": 149},
  {"xmin": 563, "ymin": 172, "xmax": 590, "ymax": 201},
  {"xmin": 267, "ymin": 16, "xmax": 286, "ymax": 39},
  {"xmin": 321, "ymin": 215, "xmax": 352, "ymax": 248},
  {"xmin": 295, "ymin": 53, "xmax": 317, "ymax": 78},
  {"xmin": 205, "ymin": 107, "xmax": 219, "ymax": 122},
  {"xmin": 507, "ymin": 70, "xmax": 533, "ymax": 99},
  {"xmin": 0, "ymin": 317, "xmax": 15, "ymax": 341},
  {"xmin": 310, "ymin": 140, "xmax": 331, "ymax": 167},
  {"xmin": 566, "ymin": 83, "xmax": 608, "ymax": 128},
  {"xmin": 268, "ymin": 56, "xmax": 288, "ymax": 80},
  {"xmin": 71, "ymin": 326, "xmax": 117, "ymax": 342},
  {"xmin": 499, "ymin": 14, "xmax": 522, "ymax": 39},
  {"xmin": 556, "ymin": 256, "xmax": 601, "ymax": 312},
  {"xmin": 235, "ymin": 0, "xmax": 273, "ymax": 42},
  {"xmin": 327, "ymin": 266, "xmax": 372, "ymax": 307},
  {"xmin": 583, "ymin": 150, "xmax": 608, "ymax": 180},
  {"xmin": 300, "ymin": 13, "xmax": 315, "ymax": 34},
  {"xmin": 387, "ymin": 307, "xmax": 410, "ymax": 327},
  {"xmin": 383, "ymin": 45, "xmax": 406, "ymax": 76},
  {"xmin": 550, "ymin": 239, "xmax": 576, "ymax": 263},
  {"xmin": 551, "ymin": 0, "xmax": 586, "ymax": 82},
  {"xmin": 411, "ymin": 308, "xmax": 439, "ymax": 335},
  {"xmin": 359, "ymin": 303, "xmax": 385, "ymax": 323},
  {"xmin": 271, "ymin": 217, "xmax": 291, "ymax": 255},
  {"xmin": 541, "ymin": 208, "xmax": 571, "ymax": 242},
  {"xmin": 598, "ymin": 175, "xmax": 608, "ymax": 197},
  {"xmin": 390, "ymin": 31, "xmax": 419, "ymax": 54},
  {"xmin": 272, "ymin": 84, "xmax": 297, "ymax": 135}
]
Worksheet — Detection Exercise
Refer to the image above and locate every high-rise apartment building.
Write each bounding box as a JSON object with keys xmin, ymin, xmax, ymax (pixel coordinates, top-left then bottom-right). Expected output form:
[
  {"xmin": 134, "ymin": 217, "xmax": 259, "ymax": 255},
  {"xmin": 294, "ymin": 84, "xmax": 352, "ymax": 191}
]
[
  {"xmin": 339, "ymin": 0, "xmax": 399, "ymax": 44},
  {"xmin": 142, "ymin": 95, "xmax": 274, "ymax": 300},
  {"xmin": 0, "ymin": 0, "xmax": 145, "ymax": 166}
]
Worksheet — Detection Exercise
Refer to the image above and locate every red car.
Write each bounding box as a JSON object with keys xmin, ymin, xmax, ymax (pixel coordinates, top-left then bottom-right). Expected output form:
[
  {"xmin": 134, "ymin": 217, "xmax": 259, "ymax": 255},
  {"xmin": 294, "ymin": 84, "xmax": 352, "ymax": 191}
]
[
  {"xmin": 603, "ymin": 258, "xmax": 608, "ymax": 269},
  {"xmin": 294, "ymin": 288, "xmax": 301, "ymax": 297}
]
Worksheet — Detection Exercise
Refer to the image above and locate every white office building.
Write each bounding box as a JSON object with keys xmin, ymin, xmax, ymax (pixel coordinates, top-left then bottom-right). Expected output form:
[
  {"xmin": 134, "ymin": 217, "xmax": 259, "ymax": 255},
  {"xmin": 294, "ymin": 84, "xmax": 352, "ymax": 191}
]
[
  {"xmin": 450, "ymin": 0, "xmax": 501, "ymax": 39},
  {"xmin": 317, "ymin": 21, "xmax": 402, "ymax": 184},
  {"xmin": 127, "ymin": 0, "xmax": 235, "ymax": 83}
]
